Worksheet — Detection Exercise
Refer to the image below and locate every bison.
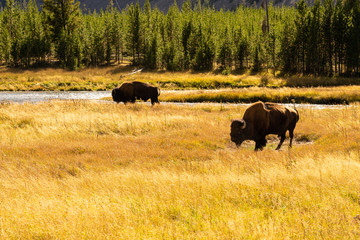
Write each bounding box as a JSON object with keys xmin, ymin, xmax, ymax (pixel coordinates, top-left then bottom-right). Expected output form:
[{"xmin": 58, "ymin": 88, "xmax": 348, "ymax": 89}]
[
  {"xmin": 230, "ymin": 101, "xmax": 299, "ymax": 150},
  {"xmin": 112, "ymin": 81, "xmax": 160, "ymax": 105}
]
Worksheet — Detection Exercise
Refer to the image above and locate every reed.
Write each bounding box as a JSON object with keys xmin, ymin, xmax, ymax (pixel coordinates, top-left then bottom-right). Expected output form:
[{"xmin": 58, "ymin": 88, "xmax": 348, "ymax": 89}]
[{"xmin": 0, "ymin": 101, "xmax": 359, "ymax": 239}]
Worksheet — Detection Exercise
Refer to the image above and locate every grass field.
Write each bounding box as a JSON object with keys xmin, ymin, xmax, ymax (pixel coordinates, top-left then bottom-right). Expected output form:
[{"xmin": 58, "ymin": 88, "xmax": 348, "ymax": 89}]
[{"xmin": 0, "ymin": 100, "xmax": 359, "ymax": 239}]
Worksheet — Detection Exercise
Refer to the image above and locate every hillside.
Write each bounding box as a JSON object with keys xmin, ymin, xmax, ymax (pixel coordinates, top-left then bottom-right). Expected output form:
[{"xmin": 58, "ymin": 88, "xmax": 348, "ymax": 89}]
[{"xmin": 0, "ymin": 0, "xmax": 300, "ymax": 12}]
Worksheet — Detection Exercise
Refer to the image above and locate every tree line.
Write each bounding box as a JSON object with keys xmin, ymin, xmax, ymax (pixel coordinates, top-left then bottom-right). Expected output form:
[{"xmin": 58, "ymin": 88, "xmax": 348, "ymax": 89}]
[{"xmin": 0, "ymin": 0, "xmax": 359, "ymax": 76}]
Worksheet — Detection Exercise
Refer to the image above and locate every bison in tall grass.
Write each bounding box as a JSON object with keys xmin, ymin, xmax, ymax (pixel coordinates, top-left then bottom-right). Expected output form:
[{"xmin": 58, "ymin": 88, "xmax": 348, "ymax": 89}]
[
  {"xmin": 230, "ymin": 101, "xmax": 299, "ymax": 150},
  {"xmin": 112, "ymin": 81, "xmax": 160, "ymax": 105}
]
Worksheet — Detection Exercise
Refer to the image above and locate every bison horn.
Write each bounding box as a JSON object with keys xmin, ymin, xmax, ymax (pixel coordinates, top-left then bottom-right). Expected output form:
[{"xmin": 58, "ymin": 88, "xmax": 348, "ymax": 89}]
[{"xmin": 241, "ymin": 120, "xmax": 246, "ymax": 129}]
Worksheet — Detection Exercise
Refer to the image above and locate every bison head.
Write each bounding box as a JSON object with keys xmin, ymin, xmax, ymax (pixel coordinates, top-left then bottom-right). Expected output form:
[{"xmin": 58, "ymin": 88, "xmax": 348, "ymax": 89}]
[
  {"xmin": 112, "ymin": 88, "xmax": 123, "ymax": 103},
  {"xmin": 230, "ymin": 119, "xmax": 247, "ymax": 146}
]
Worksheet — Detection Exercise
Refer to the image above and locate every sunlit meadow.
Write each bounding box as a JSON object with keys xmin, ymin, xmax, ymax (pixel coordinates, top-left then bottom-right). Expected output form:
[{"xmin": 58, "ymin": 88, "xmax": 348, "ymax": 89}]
[{"xmin": 0, "ymin": 100, "xmax": 359, "ymax": 239}]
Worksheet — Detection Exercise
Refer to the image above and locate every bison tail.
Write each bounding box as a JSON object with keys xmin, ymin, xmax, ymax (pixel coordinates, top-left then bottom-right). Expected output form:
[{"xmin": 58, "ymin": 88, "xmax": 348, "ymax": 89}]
[
  {"xmin": 296, "ymin": 109, "xmax": 299, "ymax": 122},
  {"xmin": 291, "ymin": 99, "xmax": 299, "ymax": 122},
  {"xmin": 291, "ymin": 98, "xmax": 296, "ymax": 110}
]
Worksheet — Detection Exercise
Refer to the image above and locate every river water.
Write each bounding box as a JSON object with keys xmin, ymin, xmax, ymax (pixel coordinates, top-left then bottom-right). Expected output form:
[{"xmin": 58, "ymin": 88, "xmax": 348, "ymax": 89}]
[
  {"xmin": 0, "ymin": 91, "xmax": 111, "ymax": 103},
  {"xmin": 0, "ymin": 90, "xmax": 346, "ymax": 109}
]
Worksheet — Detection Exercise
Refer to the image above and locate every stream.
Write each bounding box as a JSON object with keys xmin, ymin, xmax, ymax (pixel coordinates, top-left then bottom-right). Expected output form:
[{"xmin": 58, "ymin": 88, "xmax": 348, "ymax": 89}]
[
  {"xmin": 0, "ymin": 90, "xmax": 347, "ymax": 109},
  {"xmin": 0, "ymin": 91, "xmax": 111, "ymax": 103}
]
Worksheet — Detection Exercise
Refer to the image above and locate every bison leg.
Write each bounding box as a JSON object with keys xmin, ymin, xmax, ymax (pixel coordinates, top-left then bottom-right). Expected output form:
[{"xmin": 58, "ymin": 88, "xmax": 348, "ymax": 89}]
[
  {"xmin": 255, "ymin": 138, "xmax": 266, "ymax": 151},
  {"xmin": 255, "ymin": 141, "xmax": 263, "ymax": 151},
  {"xmin": 151, "ymin": 97, "xmax": 159, "ymax": 105},
  {"xmin": 289, "ymin": 129, "xmax": 294, "ymax": 148},
  {"xmin": 276, "ymin": 133, "xmax": 286, "ymax": 150},
  {"xmin": 261, "ymin": 138, "xmax": 267, "ymax": 147}
]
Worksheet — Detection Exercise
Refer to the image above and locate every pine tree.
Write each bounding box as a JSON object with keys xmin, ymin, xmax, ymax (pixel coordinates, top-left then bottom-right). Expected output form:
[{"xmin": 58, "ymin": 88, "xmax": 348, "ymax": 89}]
[
  {"xmin": 42, "ymin": 0, "xmax": 82, "ymax": 69},
  {"xmin": 0, "ymin": 13, "xmax": 4, "ymax": 62},
  {"xmin": 279, "ymin": 15, "xmax": 296, "ymax": 73},
  {"xmin": 333, "ymin": 0, "xmax": 347, "ymax": 74},
  {"xmin": 252, "ymin": 42, "xmax": 262, "ymax": 73},
  {"xmin": 306, "ymin": 0, "xmax": 321, "ymax": 74},
  {"xmin": 143, "ymin": 0, "xmax": 152, "ymax": 60},
  {"xmin": 163, "ymin": 1, "xmax": 183, "ymax": 70},
  {"xmin": 192, "ymin": 23, "xmax": 215, "ymax": 71},
  {"xmin": 322, "ymin": 0, "xmax": 334, "ymax": 75},
  {"xmin": 104, "ymin": 9, "xmax": 113, "ymax": 65},
  {"xmin": 0, "ymin": 5, "xmax": 12, "ymax": 63},
  {"xmin": 181, "ymin": 20, "xmax": 192, "ymax": 69},
  {"xmin": 3, "ymin": 0, "xmax": 22, "ymax": 65},
  {"xmin": 294, "ymin": 0, "xmax": 308, "ymax": 74},
  {"xmin": 180, "ymin": 0, "xmax": 193, "ymax": 69},
  {"xmin": 144, "ymin": 32, "xmax": 162, "ymax": 69},
  {"xmin": 235, "ymin": 36, "xmax": 250, "ymax": 70},
  {"xmin": 114, "ymin": 10, "xmax": 125, "ymax": 63},
  {"xmin": 127, "ymin": 2, "xmax": 142, "ymax": 65},
  {"xmin": 218, "ymin": 26, "xmax": 234, "ymax": 70},
  {"xmin": 20, "ymin": 0, "xmax": 50, "ymax": 66},
  {"xmin": 344, "ymin": 0, "xmax": 360, "ymax": 74},
  {"xmin": 264, "ymin": 27, "xmax": 277, "ymax": 74}
]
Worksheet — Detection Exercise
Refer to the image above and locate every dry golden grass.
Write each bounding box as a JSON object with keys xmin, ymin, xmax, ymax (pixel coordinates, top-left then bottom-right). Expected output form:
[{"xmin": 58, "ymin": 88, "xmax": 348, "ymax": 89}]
[
  {"xmin": 0, "ymin": 101, "xmax": 360, "ymax": 239},
  {"xmin": 0, "ymin": 65, "xmax": 260, "ymax": 91},
  {"xmin": 159, "ymin": 86, "xmax": 360, "ymax": 104}
]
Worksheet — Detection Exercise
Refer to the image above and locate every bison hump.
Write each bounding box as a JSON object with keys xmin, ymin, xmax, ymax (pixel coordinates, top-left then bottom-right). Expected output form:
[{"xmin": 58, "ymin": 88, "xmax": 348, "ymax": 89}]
[{"xmin": 243, "ymin": 101, "xmax": 270, "ymax": 133}]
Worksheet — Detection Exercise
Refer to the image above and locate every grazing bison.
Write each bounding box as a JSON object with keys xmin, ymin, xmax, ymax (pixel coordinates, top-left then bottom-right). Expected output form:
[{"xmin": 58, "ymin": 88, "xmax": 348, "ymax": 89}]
[
  {"xmin": 112, "ymin": 81, "xmax": 160, "ymax": 105},
  {"xmin": 230, "ymin": 101, "xmax": 299, "ymax": 150}
]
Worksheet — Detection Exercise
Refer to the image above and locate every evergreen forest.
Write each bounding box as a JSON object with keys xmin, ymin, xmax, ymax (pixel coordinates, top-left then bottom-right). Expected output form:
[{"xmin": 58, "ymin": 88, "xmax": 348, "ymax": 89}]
[{"xmin": 0, "ymin": 0, "xmax": 359, "ymax": 76}]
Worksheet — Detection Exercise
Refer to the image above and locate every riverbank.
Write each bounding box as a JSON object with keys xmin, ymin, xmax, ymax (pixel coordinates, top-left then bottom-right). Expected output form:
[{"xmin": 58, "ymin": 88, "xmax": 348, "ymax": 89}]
[
  {"xmin": 101, "ymin": 86, "xmax": 360, "ymax": 105},
  {"xmin": 1, "ymin": 66, "xmax": 360, "ymax": 104},
  {"xmin": 159, "ymin": 87, "xmax": 360, "ymax": 104},
  {"xmin": 0, "ymin": 65, "xmax": 261, "ymax": 91}
]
